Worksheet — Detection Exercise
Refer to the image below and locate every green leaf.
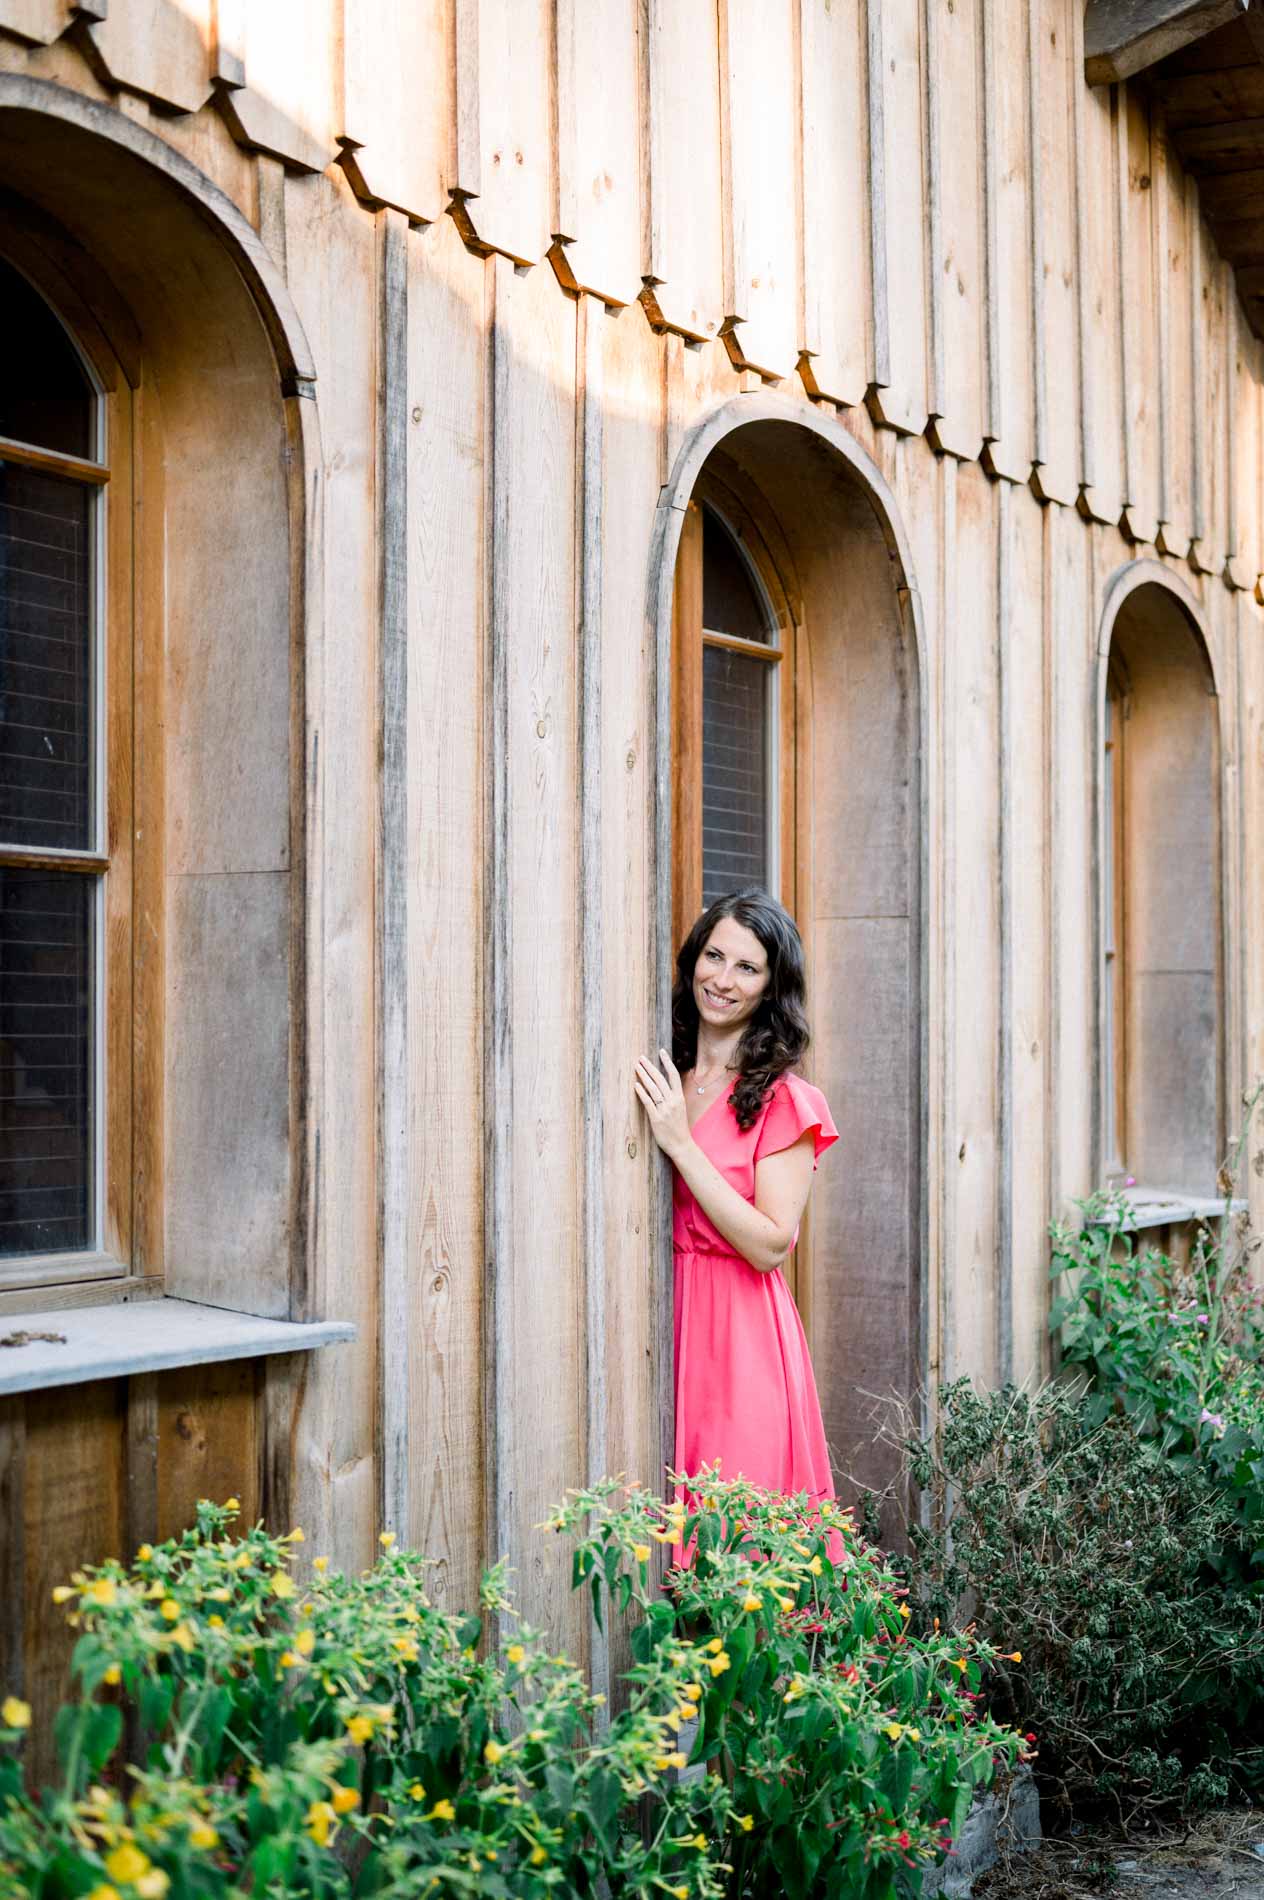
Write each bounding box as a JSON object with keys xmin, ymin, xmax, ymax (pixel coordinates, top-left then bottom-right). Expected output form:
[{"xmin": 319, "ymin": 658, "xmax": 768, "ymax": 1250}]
[{"xmin": 82, "ymin": 1702, "xmax": 121, "ymax": 1773}]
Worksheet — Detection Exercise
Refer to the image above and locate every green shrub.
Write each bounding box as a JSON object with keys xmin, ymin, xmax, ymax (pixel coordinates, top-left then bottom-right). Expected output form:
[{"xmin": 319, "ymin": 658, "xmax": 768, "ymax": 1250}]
[
  {"xmin": 0, "ymin": 1481, "xmax": 1022, "ymax": 1900},
  {"xmin": 1049, "ymin": 1094, "xmax": 1264, "ymax": 1557},
  {"xmin": 862, "ymin": 1379, "xmax": 1264, "ymax": 1825}
]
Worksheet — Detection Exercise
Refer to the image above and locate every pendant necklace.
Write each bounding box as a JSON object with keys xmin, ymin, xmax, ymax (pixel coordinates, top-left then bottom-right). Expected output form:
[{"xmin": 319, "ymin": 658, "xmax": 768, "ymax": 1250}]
[{"xmin": 694, "ymin": 1064, "xmax": 733, "ymax": 1096}]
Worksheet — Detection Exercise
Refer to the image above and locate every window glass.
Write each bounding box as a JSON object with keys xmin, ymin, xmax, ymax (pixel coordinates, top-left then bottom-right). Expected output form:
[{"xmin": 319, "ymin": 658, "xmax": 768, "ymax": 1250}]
[
  {"xmin": 0, "ymin": 261, "xmax": 94, "ymax": 461},
  {"xmin": 702, "ymin": 506, "xmax": 771, "ymax": 644},
  {"xmin": 0, "ymin": 867, "xmax": 92, "ymax": 1255},
  {"xmin": 0, "ymin": 463, "xmax": 93, "ymax": 851},
  {"xmin": 702, "ymin": 644, "xmax": 769, "ymax": 902}
]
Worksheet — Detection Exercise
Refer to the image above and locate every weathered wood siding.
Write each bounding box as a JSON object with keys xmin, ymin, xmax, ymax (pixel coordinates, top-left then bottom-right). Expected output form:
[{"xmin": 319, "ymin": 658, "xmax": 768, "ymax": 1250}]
[{"xmin": 2, "ymin": 1, "xmax": 1263, "ymax": 1716}]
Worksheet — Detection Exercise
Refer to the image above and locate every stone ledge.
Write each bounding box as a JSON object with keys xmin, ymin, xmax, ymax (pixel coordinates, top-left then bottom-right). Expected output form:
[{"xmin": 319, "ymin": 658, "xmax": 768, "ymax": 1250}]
[{"xmin": 0, "ymin": 1297, "xmax": 356, "ymax": 1395}]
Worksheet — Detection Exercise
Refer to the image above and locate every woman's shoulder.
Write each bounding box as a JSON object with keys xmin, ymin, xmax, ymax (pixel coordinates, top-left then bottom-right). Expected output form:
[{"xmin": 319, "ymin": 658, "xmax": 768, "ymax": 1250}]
[
  {"xmin": 753, "ymin": 1072, "xmax": 839, "ymax": 1163},
  {"xmin": 764, "ymin": 1071, "xmax": 831, "ymax": 1118}
]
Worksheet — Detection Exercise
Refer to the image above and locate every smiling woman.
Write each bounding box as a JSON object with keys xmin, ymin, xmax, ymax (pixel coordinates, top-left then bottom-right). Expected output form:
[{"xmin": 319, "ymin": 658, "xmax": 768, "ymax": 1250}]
[{"xmin": 634, "ymin": 889, "xmax": 840, "ymax": 1532}]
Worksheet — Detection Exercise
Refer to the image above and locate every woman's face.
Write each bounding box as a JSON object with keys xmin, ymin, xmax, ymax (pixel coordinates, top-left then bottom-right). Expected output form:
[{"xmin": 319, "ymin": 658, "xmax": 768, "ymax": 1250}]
[{"xmin": 692, "ymin": 915, "xmax": 771, "ymax": 1035}]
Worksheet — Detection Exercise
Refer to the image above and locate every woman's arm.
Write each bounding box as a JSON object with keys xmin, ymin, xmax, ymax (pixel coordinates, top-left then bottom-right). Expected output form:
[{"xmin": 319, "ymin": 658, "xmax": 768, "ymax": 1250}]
[{"xmin": 634, "ymin": 1051, "xmax": 816, "ymax": 1273}]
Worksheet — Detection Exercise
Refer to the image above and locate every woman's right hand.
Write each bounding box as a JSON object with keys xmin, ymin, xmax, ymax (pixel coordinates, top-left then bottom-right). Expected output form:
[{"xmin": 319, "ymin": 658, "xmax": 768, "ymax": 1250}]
[{"xmin": 633, "ymin": 1050, "xmax": 691, "ymax": 1161}]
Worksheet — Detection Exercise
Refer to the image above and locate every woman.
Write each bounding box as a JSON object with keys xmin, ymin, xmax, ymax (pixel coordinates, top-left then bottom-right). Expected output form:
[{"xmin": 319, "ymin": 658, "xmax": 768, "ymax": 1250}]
[{"xmin": 634, "ymin": 887, "xmax": 840, "ymax": 1518}]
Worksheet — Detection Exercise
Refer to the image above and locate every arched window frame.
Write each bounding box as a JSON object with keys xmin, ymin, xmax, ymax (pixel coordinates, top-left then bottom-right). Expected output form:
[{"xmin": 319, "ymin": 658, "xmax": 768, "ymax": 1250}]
[
  {"xmin": 0, "ymin": 252, "xmax": 136, "ymax": 1293},
  {"xmin": 671, "ymin": 472, "xmax": 799, "ymax": 947}
]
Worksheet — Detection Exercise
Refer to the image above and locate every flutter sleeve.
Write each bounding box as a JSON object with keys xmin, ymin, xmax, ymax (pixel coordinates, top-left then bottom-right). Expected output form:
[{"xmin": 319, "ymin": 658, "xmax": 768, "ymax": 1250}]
[{"xmin": 753, "ymin": 1075, "xmax": 839, "ymax": 1169}]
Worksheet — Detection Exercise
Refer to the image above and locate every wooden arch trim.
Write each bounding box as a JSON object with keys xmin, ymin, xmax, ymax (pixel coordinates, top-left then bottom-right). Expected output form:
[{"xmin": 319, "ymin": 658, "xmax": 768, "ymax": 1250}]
[
  {"xmin": 644, "ymin": 392, "xmax": 932, "ymax": 1490},
  {"xmin": 0, "ymin": 74, "xmax": 318, "ymax": 398}
]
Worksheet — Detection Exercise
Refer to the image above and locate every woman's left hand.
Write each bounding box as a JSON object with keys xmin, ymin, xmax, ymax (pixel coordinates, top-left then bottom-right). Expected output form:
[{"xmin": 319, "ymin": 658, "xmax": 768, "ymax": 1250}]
[{"xmin": 633, "ymin": 1049, "xmax": 692, "ymax": 1160}]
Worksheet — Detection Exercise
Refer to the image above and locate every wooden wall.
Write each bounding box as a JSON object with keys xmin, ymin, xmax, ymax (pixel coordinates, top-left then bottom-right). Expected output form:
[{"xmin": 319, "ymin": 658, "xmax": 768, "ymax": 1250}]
[{"xmin": 1, "ymin": 1, "xmax": 1263, "ymax": 1697}]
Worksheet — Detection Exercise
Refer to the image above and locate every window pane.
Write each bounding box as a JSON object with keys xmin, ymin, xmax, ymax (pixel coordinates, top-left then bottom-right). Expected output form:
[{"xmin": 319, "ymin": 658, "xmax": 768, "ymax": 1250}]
[
  {"xmin": 0, "ymin": 867, "xmax": 93, "ymax": 1257},
  {"xmin": 702, "ymin": 644, "xmax": 769, "ymax": 903},
  {"xmin": 0, "ymin": 461, "xmax": 93, "ymax": 851},
  {"xmin": 702, "ymin": 506, "xmax": 771, "ymax": 644},
  {"xmin": 0, "ymin": 260, "xmax": 94, "ymax": 461}
]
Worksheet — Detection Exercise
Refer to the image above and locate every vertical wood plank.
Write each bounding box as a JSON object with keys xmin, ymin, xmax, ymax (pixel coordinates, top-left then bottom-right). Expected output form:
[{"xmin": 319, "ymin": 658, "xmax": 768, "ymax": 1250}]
[
  {"xmin": 947, "ymin": 458, "xmax": 1000, "ymax": 1384},
  {"xmin": 24, "ymin": 1382, "xmax": 126, "ymax": 1784},
  {"xmin": 671, "ymin": 502, "xmax": 704, "ymax": 946},
  {"xmin": 157, "ymin": 1362, "xmax": 261, "ymax": 1536},
  {"xmin": 554, "ymin": 0, "xmax": 644, "ymax": 305},
  {"xmin": 125, "ymin": 1372, "xmax": 159, "ymax": 1558},
  {"xmin": 452, "ymin": 0, "xmax": 554, "ymax": 264},
  {"xmin": 341, "ymin": 0, "xmax": 450, "ymax": 224},
  {"xmin": 0, "ymin": 1398, "xmax": 25, "ymax": 1699},
  {"xmin": 719, "ymin": 0, "xmax": 799, "ymax": 380},
  {"xmin": 981, "ymin": 0, "xmax": 1035, "ymax": 481},
  {"xmin": 1156, "ymin": 124, "xmax": 1194, "ymax": 559},
  {"xmin": 487, "ymin": 255, "xmax": 583, "ymax": 1655},
  {"xmin": 866, "ymin": 0, "xmax": 929, "ymax": 436},
  {"xmin": 1003, "ymin": 488, "xmax": 1051, "ymax": 1383},
  {"xmin": 1118, "ymin": 87, "xmax": 1160, "ymax": 546},
  {"xmin": 1192, "ymin": 235, "xmax": 1229, "ymax": 576},
  {"xmin": 406, "ymin": 212, "xmax": 490, "ymax": 1610},
  {"xmin": 377, "ymin": 208, "xmax": 411, "ymax": 1543},
  {"xmin": 1227, "ymin": 292, "xmax": 1259, "ymax": 592},
  {"xmin": 924, "ymin": 0, "xmax": 985, "ymax": 461},
  {"xmin": 1075, "ymin": 73, "xmax": 1125, "ymax": 522},
  {"xmin": 217, "ymin": 0, "xmax": 341, "ymax": 173},
  {"xmin": 799, "ymin": 0, "xmax": 869, "ymax": 406},
  {"xmin": 644, "ymin": 0, "xmax": 725, "ymax": 342},
  {"xmin": 1029, "ymin": 0, "xmax": 1079, "ymax": 506}
]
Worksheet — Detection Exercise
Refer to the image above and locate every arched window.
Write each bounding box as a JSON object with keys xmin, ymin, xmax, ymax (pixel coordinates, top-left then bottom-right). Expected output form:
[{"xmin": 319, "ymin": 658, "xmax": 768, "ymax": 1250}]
[
  {"xmin": 672, "ymin": 489, "xmax": 794, "ymax": 941},
  {"xmin": 0, "ymin": 258, "xmax": 124, "ymax": 1273},
  {"xmin": 1100, "ymin": 582, "xmax": 1222, "ymax": 1195}
]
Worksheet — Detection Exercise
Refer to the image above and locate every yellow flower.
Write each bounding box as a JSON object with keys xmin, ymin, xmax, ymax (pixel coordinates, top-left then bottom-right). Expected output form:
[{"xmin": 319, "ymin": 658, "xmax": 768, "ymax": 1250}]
[
  {"xmin": 774, "ymin": 1595, "xmax": 794, "ymax": 1613},
  {"xmin": 884, "ymin": 1722, "xmax": 904, "ymax": 1741},
  {"xmin": 2, "ymin": 1696, "xmax": 31, "ymax": 1729},
  {"xmin": 707, "ymin": 1651, "xmax": 730, "ymax": 1677},
  {"xmin": 1006, "ymin": 1650, "xmax": 1023, "ymax": 1664},
  {"xmin": 689, "ymin": 1832, "xmax": 707, "ymax": 1850},
  {"xmin": 952, "ymin": 1656, "xmax": 968, "ymax": 1674},
  {"xmin": 231, "ymin": 1553, "xmax": 252, "ymax": 1571},
  {"xmin": 783, "ymin": 1676, "xmax": 805, "ymax": 1703},
  {"xmin": 529, "ymin": 1845, "xmax": 548, "ymax": 1866},
  {"xmin": 280, "ymin": 1651, "xmax": 299, "ymax": 1670},
  {"xmin": 104, "ymin": 1844, "xmax": 151, "ymax": 1884},
  {"xmin": 528, "ymin": 1728, "xmax": 546, "ymax": 1742},
  {"xmin": 668, "ymin": 1751, "xmax": 687, "ymax": 1769},
  {"xmin": 296, "ymin": 1627, "xmax": 316, "ymax": 1657},
  {"xmin": 306, "ymin": 1800, "xmax": 335, "ymax": 1847},
  {"xmin": 331, "ymin": 1786, "xmax": 360, "ymax": 1814},
  {"xmin": 85, "ymin": 1578, "xmax": 118, "ymax": 1609},
  {"xmin": 506, "ymin": 1644, "xmax": 526, "ymax": 1665},
  {"xmin": 633, "ymin": 1544, "xmax": 651, "ymax": 1563},
  {"xmin": 269, "ymin": 1572, "xmax": 296, "ymax": 1601},
  {"xmin": 86, "ymin": 1888, "xmax": 120, "ymax": 1900},
  {"xmin": 741, "ymin": 1593, "xmax": 762, "ymax": 1613},
  {"xmin": 287, "ymin": 1527, "xmax": 305, "ymax": 1543},
  {"xmin": 207, "ymin": 1616, "xmax": 224, "ymax": 1629},
  {"xmin": 706, "ymin": 1639, "xmax": 724, "ymax": 1655},
  {"xmin": 345, "ymin": 1715, "xmax": 375, "ymax": 1746},
  {"xmin": 907, "ymin": 1728, "xmax": 922, "ymax": 1743},
  {"xmin": 736, "ymin": 1813, "xmax": 754, "ymax": 1832},
  {"xmin": 484, "ymin": 1739, "xmax": 507, "ymax": 1765},
  {"xmin": 379, "ymin": 1532, "xmax": 396, "ymax": 1550},
  {"xmin": 392, "ymin": 1637, "xmax": 418, "ymax": 1662},
  {"xmin": 189, "ymin": 1822, "xmax": 219, "ymax": 1849},
  {"xmin": 682, "ymin": 1681, "xmax": 703, "ymax": 1701},
  {"xmin": 145, "ymin": 1582, "xmax": 165, "ymax": 1600},
  {"xmin": 808, "ymin": 1556, "xmax": 823, "ymax": 1577},
  {"xmin": 136, "ymin": 1873, "xmax": 170, "ymax": 1899},
  {"xmin": 52, "ymin": 1585, "xmax": 76, "ymax": 1604},
  {"xmin": 313, "ymin": 1556, "xmax": 329, "ymax": 1573},
  {"xmin": 663, "ymin": 1710, "xmax": 681, "ymax": 1732},
  {"xmin": 170, "ymin": 1624, "xmax": 196, "ymax": 1655},
  {"xmin": 208, "ymin": 1587, "xmax": 232, "ymax": 1603},
  {"xmin": 407, "ymin": 1782, "xmax": 426, "ymax": 1802},
  {"xmin": 136, "ymin": 1545, "xmax": 154, "ymax": 1564},
  {"xmin": 103, "ymin": 1665, "xmax": 122, "ymax": 1687},
  {"xmin": 428, "ymin": 1798, "xmax": 456, "ymax": 1822},
  {"xmin": 401, "ymin": 1603, "xmax": 419, "ymax": 1624},
  {"xmin": 159, "ymin": 1599, "xmax": 179, "ymax": 1622},
  {"xmin": 649, "ymin": 1527, "xmax": 676, "ymax": 1544},
  {"xmin": 671, "ymin": 1889, "xmax": 689, "ymax": 1900},
  {"xmin": 223, "ymin": 1498, "xmax": 240, "ymax": 1512},
  {"xmin": 898, "ymin": 1604, "xmax": 911, "ymax": 1620}
]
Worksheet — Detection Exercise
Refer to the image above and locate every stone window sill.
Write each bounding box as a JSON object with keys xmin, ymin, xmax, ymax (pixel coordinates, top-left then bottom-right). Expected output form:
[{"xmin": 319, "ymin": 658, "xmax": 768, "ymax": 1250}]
[
  {"xmin": 1092, "ymin": 1187, "xmax": 1248, "ymax": 1234},
  {"xmin": 0, "ymin": 1296, "xmax": 356, "ymax": 1396}
]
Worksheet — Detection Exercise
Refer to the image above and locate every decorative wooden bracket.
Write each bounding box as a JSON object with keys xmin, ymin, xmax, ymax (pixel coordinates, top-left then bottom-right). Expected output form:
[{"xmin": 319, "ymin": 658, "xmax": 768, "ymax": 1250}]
[{"xmin": 1084, "ymin": 0, "xmax": 1249, "ymax": 84}]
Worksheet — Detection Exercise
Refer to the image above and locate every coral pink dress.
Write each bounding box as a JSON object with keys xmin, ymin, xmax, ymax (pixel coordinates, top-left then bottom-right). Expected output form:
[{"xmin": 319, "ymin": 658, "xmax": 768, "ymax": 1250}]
[{"xmin": 673, "ymin": 1073, "xmax": 840, "ymax": 1508}]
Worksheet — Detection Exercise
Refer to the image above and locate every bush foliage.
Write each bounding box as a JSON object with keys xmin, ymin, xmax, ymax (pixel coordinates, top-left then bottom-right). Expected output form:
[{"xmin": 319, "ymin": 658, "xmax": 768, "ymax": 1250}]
[
  {"xmin": 865, "ymin": 1379, "xmax": 1264, "ymax": 1824},
  {"xmin": 0, "ymin": 1480, "xmax": 1023, "ymax": 1900}
]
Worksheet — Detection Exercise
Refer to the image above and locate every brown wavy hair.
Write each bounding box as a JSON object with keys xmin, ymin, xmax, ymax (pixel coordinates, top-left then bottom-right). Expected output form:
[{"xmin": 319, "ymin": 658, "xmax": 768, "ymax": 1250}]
[{"xmin": 671, "ymin": 888, "xmax": 811, "ymax": 1130}]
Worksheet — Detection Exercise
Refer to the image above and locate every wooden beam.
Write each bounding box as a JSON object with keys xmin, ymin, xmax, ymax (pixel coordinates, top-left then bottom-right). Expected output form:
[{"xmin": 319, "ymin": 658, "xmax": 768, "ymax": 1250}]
[
  {"xmin": 1084, "ymin": 0, "xmax": 1248, "ymax": 84},
  {"xmin": 1175, "ymin": 112, "xmax": 1264, "ymax": 167}
]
